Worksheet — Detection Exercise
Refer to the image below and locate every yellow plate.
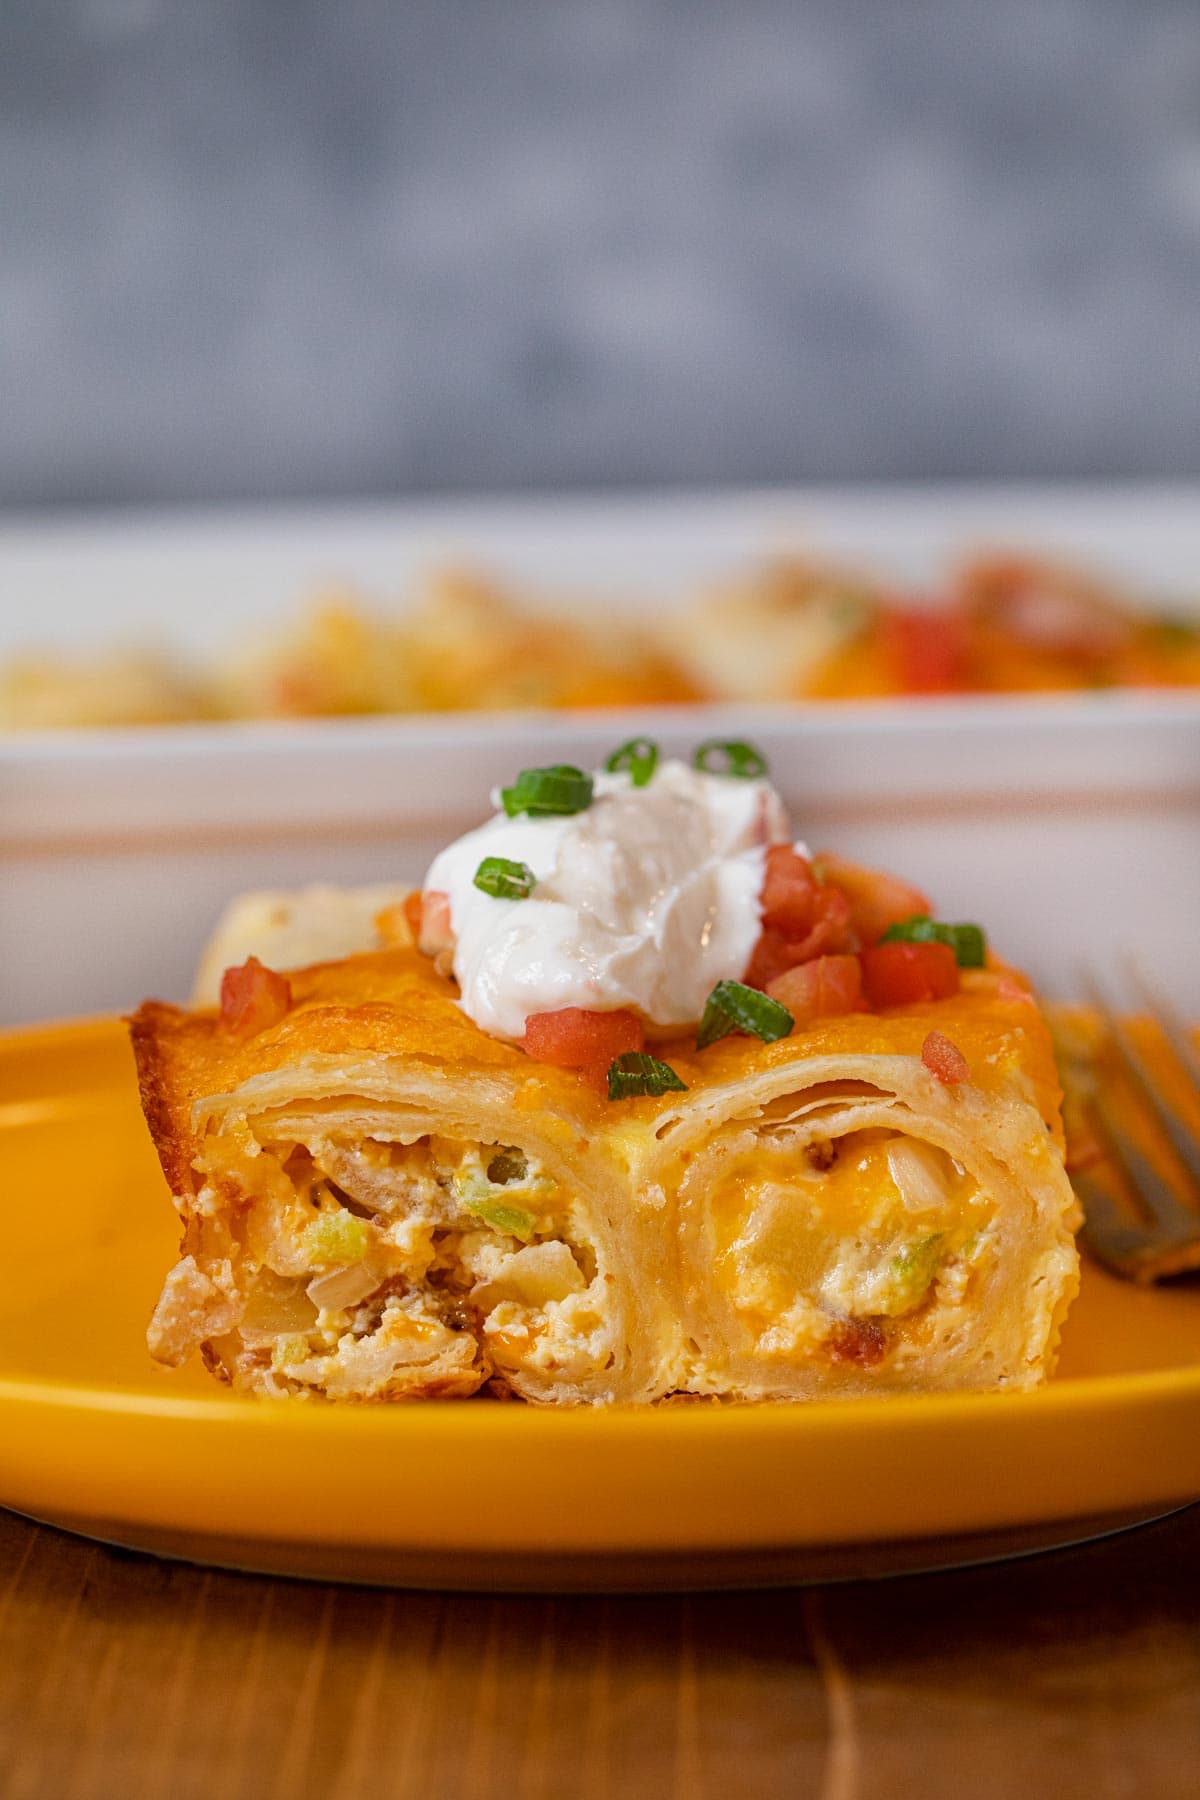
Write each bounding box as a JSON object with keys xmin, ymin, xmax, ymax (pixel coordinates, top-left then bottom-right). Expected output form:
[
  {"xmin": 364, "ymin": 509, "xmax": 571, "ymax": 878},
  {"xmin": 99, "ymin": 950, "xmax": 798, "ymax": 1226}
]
[{"xmin": 3, "ymin": 1018, "xmax": 1199, "ymax": 1591}]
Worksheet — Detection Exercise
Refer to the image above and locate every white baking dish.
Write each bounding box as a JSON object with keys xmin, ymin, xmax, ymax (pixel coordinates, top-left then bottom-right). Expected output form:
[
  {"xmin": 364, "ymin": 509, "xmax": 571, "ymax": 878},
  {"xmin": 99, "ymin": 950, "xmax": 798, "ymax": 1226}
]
[{"xmin": 2, "ymin": 485, "xmax": 1198, "ymax": 1024}]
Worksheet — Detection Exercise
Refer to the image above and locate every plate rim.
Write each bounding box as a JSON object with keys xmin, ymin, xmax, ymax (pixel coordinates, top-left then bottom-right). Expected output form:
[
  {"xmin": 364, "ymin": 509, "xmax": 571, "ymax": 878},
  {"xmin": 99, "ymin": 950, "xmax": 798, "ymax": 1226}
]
[{"xmin": 5, "ymin": 1016, "xmax": 1200, "ymax": 1570}]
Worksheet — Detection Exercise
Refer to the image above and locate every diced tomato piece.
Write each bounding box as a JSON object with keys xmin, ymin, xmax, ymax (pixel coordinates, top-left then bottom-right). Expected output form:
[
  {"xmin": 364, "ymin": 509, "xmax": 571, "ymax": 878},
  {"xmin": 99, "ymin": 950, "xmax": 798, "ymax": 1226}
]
[
  {"xmin": 417, "ymin": 890, "xmax": 453, "ymax": 955},
  {"xmin": 883, "ymin": 606, "xmax": 968, "ymax": 694},
  {"xmin": 743, "ymin": 926, "xmax": 799, "ymax": 991},
  {"xmin": 921, "ymin": 1029, "xmax": 969, "ymax": 1084},
  {"xmin": 813, "ymin": 853, "xmax": 931, "ymax": 947},
  {"xmin": 760, "ymin": 845, "xmax": 821, "ymax": 934},
  {"xmin": 767, "ymin": 954, "xmax": 864, "ymax": 1026},
  {"xmin": 860, "ymin": 941, "xmax": 959, "ymax": 1008},
  {"xmin": 219, "ymin": 956, "xmax": 292, "ymax": 1040},
  {"xmin": 804, "ymin": 883, "xmax": 853, "ymax": 953},
  {"xmin": 402, "ymin": 891, "xmax": 423, "ymax": 938},
  {"xmin": 759, "ymin": 847, "xmax": 853, "ymax": 949},
  {"xmin": 744, "ymin": 850, "xmax": 855, "ymax": 989},
  {"xmin": 522, "ymin": 1007, "xmax": 645, "ymax": 1087},
  {"xmin": 743, "ymin": 884, "xmax": 853, "ymax": 990}
]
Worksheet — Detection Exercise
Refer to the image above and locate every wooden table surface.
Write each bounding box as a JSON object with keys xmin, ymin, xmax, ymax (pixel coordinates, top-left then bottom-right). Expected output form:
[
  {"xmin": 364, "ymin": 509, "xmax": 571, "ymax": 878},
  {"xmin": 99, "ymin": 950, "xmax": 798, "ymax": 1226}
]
[{"xmin": 2, "ymin": 1503, "xmax": 1198, "ymax": 1800}]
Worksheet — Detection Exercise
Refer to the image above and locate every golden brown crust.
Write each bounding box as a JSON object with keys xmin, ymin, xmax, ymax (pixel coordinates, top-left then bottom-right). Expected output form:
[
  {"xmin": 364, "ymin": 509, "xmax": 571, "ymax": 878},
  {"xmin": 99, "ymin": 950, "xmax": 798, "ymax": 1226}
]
[
  {"xmin": 131, "ymin": 949, "xmax": 1062, "ymax": 1152},
  {"xmin": 133, "ymin": 949, "xmax": 573, "ymax": 1109},
  {"xmin": 127, "ymin": 999, "xmax": 204, "ymax": 1201}
]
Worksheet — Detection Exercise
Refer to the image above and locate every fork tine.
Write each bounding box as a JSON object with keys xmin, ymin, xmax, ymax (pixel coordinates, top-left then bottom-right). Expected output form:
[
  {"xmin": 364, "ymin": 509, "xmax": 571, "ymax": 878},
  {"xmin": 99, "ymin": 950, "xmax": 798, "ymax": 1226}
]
[
  {"xmin": 1082, "ymin": 972, "xmax": 1200, "ymax": 1198},
  {"xmin": 1071, "ymin": 1166, "xmax": 1162, "ymax": 1280},
  {"xmin": 1089, "ymin": 1088, "xmax": 1200, "ymax": 1243},
  {"xmin": 1069, "ymin": 967, "xmax": 1200, "ymax": 1282},
  {"xmin": 1123, "ymin": 955, "xmax": 1200, "ymax": 1095}
]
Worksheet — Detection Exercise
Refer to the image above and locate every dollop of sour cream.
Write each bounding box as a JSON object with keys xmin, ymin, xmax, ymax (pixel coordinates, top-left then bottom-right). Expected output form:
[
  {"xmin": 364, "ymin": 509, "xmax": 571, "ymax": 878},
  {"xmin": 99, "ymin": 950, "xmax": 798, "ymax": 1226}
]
[{"xmin": 423, "ymin": 758, "xmax": 794, "ymax": 1040}]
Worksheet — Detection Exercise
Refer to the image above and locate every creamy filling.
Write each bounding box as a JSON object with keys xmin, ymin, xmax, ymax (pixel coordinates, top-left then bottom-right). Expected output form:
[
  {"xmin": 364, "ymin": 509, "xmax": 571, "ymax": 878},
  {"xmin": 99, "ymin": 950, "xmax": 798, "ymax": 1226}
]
[
  {"xmin": 423, "ymin": 758, "xmax": 791, "ymax": 1039},
  {"xmin": 692, "ymin": 1126, "xmax": 995, "ymax": 1371},
  {"xmin": 192, "ymin": 1127, "xmax": 613, "ymax": 1396}
]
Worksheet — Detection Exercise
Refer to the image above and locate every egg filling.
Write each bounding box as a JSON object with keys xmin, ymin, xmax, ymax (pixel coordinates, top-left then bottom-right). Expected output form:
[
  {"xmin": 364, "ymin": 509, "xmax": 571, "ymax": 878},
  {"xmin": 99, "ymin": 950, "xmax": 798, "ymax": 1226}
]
[
  {"xmin": 677, "ymin": 1119, "xmax": 997, "ymax": 1392},
  {"xmin": 165, "ymin": 1117, "xmax": 614, "ymax": 1400}
]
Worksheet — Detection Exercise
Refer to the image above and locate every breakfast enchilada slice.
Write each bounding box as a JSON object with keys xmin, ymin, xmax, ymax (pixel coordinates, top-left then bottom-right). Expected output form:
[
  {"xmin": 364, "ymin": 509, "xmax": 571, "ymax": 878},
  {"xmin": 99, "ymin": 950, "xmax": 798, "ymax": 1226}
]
[
  {"xmin": 132, "ymin": 949, "xmax": 672, "ymax": 1404},
  {"xmin": 645, "ymin": 975, "xmax": 1079, "ymax": 1400}
]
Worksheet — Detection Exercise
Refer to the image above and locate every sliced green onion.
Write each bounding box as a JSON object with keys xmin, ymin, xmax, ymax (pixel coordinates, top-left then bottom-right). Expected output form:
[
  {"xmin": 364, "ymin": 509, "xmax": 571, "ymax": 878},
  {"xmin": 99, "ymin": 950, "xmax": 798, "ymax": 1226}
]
[
  {"xmin": 606, "ymin": 1052, "xmax": 688, "ymax": 1100},
  {"xmin": 604, "ymin": 736, "xmax": 659, "ymax": 787},
  {"xmin": 888, "ymin": 1233, "xmax": 944, "ymax": 1306},
  {"xmin": 947, "ymin": 924, "xmax": 986, "ymax": 968},
  {"xmin": 692, "ymin": 739, "xmax": 768, "ymax": 780},
  {"xmin": 473, "ymin": 856, "xmax": 536, "ymax": 900},
  {"xmin": 464, "ymin": 1197, "xmax": 536, "ymax": 1240},
  {"xmin": 881, "ymin": 915, "xmax": 987, "ymax": 968},
  {"xmin": 500, "ymin": 765, "xmax": 594, "ymax": 817},
  {"xmin": 696, "ymin": 978, "xmax": 794, "ymax": 1050}
]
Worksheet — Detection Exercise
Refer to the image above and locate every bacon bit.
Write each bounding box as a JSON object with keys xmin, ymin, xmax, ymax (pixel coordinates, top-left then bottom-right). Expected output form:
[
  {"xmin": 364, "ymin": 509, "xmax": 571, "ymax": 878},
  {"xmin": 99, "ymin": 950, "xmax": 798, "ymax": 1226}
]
[
  {"xmin": 826, "ymin": 1318, "xmax": 887, "ymax": 1367},
  {"xmin": 219, "ymin": 956, "xmax": 292, "ymax": 1041},
  {"xmin": 922, "ymin": 1029, "xmax": 970, "ymax": 1085}
]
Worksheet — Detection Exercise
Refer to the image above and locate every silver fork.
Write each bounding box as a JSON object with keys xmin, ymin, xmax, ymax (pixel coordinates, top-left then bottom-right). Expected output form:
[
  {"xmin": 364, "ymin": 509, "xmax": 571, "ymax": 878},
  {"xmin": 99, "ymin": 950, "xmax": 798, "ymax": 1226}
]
[{"xmin": 1066, "ymin": 966, "xmax": 1200, "ymax": 1284}]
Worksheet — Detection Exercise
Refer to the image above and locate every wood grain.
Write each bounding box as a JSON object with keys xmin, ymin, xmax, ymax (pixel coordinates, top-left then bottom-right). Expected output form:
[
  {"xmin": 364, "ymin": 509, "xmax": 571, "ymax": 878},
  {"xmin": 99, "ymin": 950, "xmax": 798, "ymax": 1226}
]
[{"xmin": 1, "ymin": 1504, "xmax": 1198, "ymax": 1800}]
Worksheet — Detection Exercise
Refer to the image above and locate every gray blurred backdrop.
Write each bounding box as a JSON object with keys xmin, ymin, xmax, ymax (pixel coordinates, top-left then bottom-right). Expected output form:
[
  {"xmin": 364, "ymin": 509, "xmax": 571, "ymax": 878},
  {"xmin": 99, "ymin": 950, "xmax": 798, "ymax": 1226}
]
[{"xmin": 2, "ymin": 0, "xmax": 1198, "ymax": 509}]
